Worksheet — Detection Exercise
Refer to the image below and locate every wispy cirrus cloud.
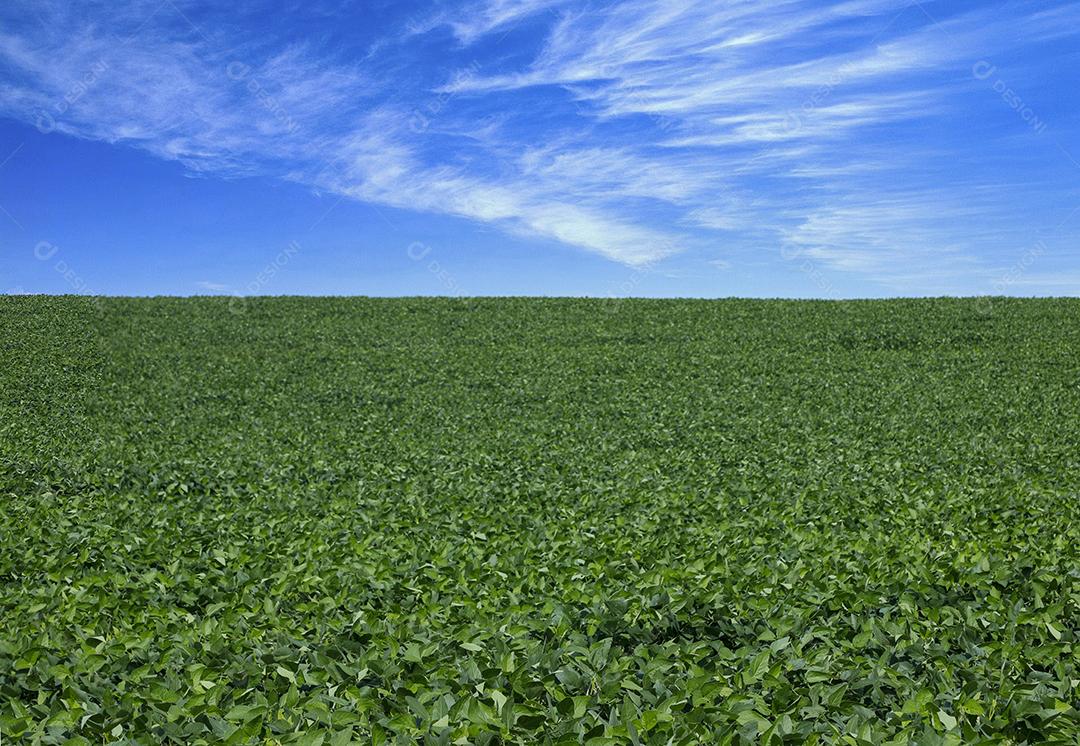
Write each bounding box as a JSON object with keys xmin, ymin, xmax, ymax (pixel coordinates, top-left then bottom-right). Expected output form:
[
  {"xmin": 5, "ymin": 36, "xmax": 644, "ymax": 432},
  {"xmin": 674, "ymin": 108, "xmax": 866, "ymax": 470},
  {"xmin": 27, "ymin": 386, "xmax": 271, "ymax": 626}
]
[
  {"xmin": 1, "ymin": 0, "xmax": 1078, "ymax": 284},
  {"xmin": 292, "ymin": 113, "xmax": 683, "ymax": 264},
  {"xmin": 0, "ymin": 0, "xmax": 691, "ymax": 264},
  {"xmin": 411, "ymin": 0, "xmax": 569, "ymax": 44}
]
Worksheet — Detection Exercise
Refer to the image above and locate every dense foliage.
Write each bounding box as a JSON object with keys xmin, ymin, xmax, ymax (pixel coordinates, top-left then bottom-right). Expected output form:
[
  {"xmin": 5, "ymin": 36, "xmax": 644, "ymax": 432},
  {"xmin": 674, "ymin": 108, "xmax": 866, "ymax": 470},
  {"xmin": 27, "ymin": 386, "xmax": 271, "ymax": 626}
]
[{"xmin": 2, "ymin": 296, "xmax": 1079, "ymax": 745}]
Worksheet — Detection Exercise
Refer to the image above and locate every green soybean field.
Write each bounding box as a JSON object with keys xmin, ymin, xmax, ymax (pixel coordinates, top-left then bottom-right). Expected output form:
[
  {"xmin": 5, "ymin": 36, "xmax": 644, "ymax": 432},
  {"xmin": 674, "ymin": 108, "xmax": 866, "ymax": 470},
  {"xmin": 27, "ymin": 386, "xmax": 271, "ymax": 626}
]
[{"xmin": 2, "ymin": 296, "xmax": 1079, "ymax": 745}]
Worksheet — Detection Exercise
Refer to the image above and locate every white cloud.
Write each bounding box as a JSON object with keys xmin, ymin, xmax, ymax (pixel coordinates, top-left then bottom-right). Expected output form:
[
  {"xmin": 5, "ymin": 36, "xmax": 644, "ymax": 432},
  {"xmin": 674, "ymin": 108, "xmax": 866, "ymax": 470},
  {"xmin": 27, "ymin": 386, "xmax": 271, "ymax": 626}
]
[
  {"xmin": 1, "ymin": 0, "xmax": 1077, "ymax": 280},
  {"xmin": 408, "ymin": 0, "xmax": 569, "ymax": 44},
  {"xmin": 1001, "ymin": 275, "xmax": 1080, "ymax": 289},
  {"xmin": 779, "ymin": 190, "xmax": 992, "ymax": 281},
  {"xmin": 450, "ymin": 0, "xmax": 569, "ymax": 43},
  {"xmin": 299, "ymin": 116, "xmax": 684, "ymax": 264}
]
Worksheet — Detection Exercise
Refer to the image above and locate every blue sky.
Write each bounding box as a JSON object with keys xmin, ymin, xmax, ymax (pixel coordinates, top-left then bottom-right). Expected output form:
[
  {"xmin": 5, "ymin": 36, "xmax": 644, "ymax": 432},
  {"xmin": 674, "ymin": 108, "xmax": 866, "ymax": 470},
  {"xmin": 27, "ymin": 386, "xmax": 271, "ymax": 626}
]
[{"xmin": 1, "ymin": 0, "xmax": 1078, "ymax": 298}]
